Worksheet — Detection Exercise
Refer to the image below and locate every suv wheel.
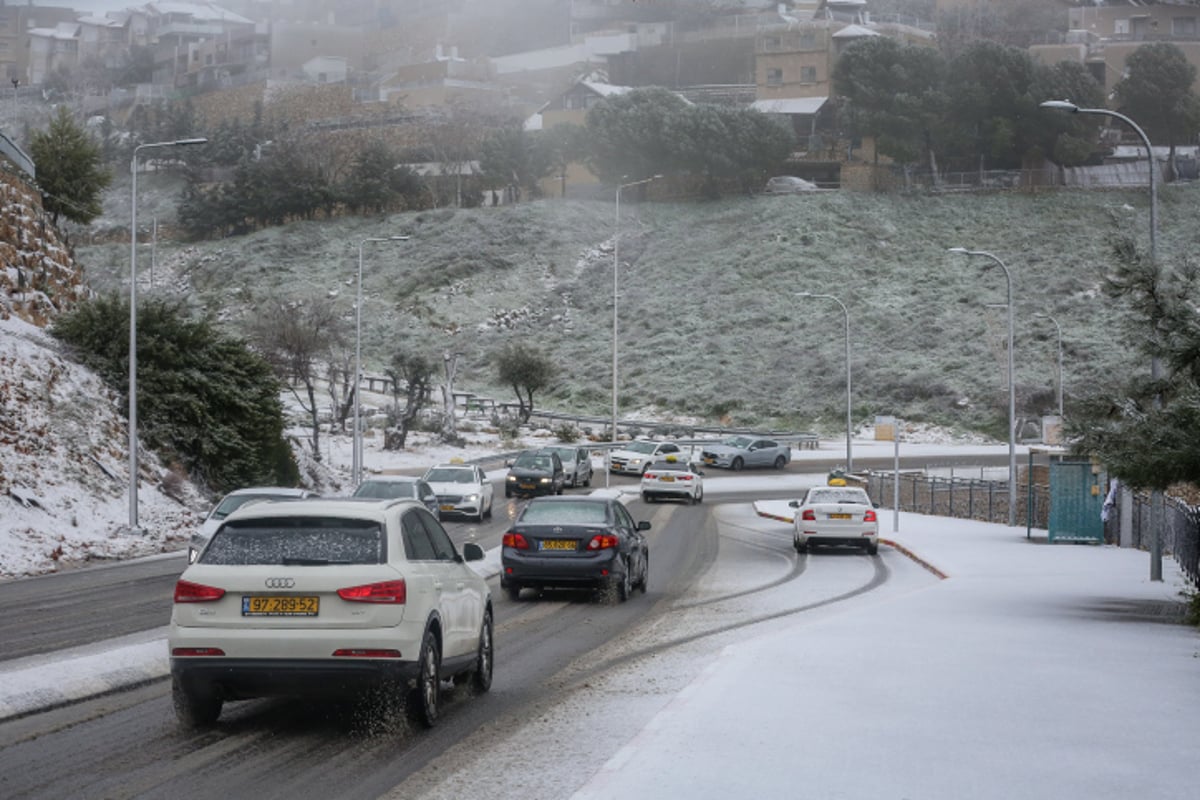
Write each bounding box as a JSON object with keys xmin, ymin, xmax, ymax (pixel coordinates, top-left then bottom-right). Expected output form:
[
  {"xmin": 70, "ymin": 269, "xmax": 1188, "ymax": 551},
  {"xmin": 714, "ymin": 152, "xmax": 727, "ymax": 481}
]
[
  {"xmin": 172, "ymin": 678, "xmax": 222, "ymax": 729},
  {"xmin": 865, "ymin": 541, "xmax": 879, "ymax": 556},
  {"xmin": 471, "ymin": 609, "xmax": 494, "ymax": 693},
  {"xmin": 505, "ymin": 582, "xmax": 521, "ymax": 602},
  {"xmin": 774, "ymin": 455, "xmax": 787, "ymax": 469},
  {"xmin": 407, "ymin": 629, "xmax": 441, "ymax": 728}
]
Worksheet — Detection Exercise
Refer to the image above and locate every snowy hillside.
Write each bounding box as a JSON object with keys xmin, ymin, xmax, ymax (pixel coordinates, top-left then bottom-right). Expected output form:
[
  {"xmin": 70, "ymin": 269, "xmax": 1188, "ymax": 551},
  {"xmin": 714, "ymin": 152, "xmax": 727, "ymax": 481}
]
[{"xmin": 0, "ymin": 314, "xmax": 205, "ymax": 578}]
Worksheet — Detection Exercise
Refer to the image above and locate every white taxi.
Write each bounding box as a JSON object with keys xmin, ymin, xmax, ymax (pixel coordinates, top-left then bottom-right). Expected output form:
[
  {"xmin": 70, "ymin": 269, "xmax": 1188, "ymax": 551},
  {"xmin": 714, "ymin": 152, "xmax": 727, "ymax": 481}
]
[
  {"xmin": 788, "ymin": 483, "xmax": 879, "ymax": 555},
  {"xmin": 640, "ymin": 458, "xmax": 704, "ymax": 504}
]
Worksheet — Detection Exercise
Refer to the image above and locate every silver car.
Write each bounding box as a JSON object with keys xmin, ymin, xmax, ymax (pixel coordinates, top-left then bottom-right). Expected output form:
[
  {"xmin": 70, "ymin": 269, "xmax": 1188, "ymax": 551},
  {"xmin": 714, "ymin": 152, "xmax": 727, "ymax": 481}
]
[
  {"xmin": 538, "ymin": 445, "xmax": 594, "ymax": 488},
  {"xmin": 700, "ymin": 436, "xmax": 791, "ymax": 471},
  {"xmin": 189, "ymin": 487, "xmax": 318, "ymax": 562}
]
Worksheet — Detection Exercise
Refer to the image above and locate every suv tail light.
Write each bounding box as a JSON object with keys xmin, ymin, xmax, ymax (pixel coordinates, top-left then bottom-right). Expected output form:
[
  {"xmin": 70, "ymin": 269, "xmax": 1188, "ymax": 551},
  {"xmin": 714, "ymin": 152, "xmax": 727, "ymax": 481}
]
[
  {"xmin": 864, "ymin": 509, "xmax": 877, "ymax": 522},
  {"xmin": 174, "ymin": 580, "xmax": 226, "ymax": 603},
  {"xmin": 337, "ymin": 579, "xmax": 406, "ymax": 604},
  {"xmin": 587, "ymin": 534, "xmax": 620, "ymax": 550},
  {"xmin": 503, "ymin": 531, "xmax": 530, "ymax": 549},
  {"xmin": 801, "ymin": 509, "xmax": 817, "ymax": 521}
]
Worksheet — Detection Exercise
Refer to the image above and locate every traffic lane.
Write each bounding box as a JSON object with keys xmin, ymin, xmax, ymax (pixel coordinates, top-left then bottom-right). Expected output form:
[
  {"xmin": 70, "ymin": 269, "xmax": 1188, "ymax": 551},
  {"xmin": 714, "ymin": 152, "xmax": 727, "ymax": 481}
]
[
  {"xmin": 0, "ymin": 554, "xmax": 185, "ymax": 661},
  {"xmin": 0, "ymin": 501, "xmax": 716, "ymax": 800}
]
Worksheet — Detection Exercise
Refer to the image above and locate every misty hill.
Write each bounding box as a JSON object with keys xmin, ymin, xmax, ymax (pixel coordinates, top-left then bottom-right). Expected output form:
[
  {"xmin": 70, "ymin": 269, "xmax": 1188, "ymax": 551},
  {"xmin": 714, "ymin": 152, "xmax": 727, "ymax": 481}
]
[{"xmin": 73, "ymin": 182, "xmax": 1179, "ymax": 439}]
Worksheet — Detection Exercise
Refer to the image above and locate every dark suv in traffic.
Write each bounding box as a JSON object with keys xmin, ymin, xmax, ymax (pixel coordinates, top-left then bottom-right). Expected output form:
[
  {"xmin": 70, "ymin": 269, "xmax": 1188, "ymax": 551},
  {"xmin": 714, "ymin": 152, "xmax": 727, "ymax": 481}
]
[{"xmin": 505, "ymin": 450, "xmax": 566, "ymax": 497}]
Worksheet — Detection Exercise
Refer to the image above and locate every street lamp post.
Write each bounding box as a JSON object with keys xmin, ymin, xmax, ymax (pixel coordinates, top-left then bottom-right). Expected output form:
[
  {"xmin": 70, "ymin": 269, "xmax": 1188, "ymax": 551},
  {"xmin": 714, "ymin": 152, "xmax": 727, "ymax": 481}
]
[
  {"xmin": 353, "ymin": 235, "xmax": 409, "ymax": 487},
  {"xmin": 127, "ymin": 137, "xmax": 206, "ymax": 532},
  {"xmin": 1034, "ymin": 313, "xmax": 1064, "ymax": 420},
  {"xmin": 796, "ymin": 292, "xmax": 853, "ymax": 472},
  {"xmin": 949, "ymin": 248, "xmax": 1016, "ymax": 527},
  {"xmin": 1042, "ymin": 99, "xmax": 1163, "ymax": 579},
  {"xmin": 610, "ymin": 174, "xmax": 660, "ymax": 486}
]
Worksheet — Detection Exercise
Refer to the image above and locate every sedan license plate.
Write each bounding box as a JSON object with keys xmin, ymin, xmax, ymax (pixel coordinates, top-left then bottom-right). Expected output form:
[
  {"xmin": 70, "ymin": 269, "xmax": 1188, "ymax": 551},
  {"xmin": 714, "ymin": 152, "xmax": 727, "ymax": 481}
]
[
  {"xmin": 539, "ymin": 539, "xmax": 576, "ymax": 551},
  {"xmin": 440, "ymin": 504, "xmax": 455, "ymax": 512},
  {"xmin": 242, "ymin": 596, "xmax": 319, "ymax": 616},
  {"xmin": 829, "ymin": 513, "xmax": 852, "ymax": 520},
  {"xmin": 519, "ymin": 483, "xmax": 535, "ymax": 490},
  {"xmin": 659, "ymin": 476, "xmax": 675, "ymax": 482},
  {"xmin": 703, "ymin": 457, "xmax": 715, "ymax": 464}
]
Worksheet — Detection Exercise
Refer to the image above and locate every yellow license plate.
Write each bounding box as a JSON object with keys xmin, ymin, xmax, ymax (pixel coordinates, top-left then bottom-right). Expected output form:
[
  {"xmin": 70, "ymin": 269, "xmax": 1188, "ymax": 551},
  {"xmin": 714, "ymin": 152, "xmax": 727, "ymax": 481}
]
[
  {"xmin": 659, "ymin": 476, "xmax": 675, "ymax": 482},
  {"xmin": 242, "ymin": 595, "xmax": 319, "ymax": 616},
  {"xmin": 829, "ymin": 513, "xmax": 851, "ymax": 520},
  {"xmin": 539, "ymin": 539, "xmax": 576, "ymax": 551},
  {"xmin": 703, "ymin": 457, "xmax": 715, "ymax": 464},
  {"xmin": 440, "ymin": 504, "xmax": 455, "ymax": 511}
]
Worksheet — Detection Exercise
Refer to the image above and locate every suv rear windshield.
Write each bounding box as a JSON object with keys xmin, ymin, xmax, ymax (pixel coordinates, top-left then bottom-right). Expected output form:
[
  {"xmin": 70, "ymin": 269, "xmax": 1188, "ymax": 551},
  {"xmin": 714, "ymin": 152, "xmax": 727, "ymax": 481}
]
[{"xmin": 201, "ymin": 517, "xmax": 386, "ymax": 565}]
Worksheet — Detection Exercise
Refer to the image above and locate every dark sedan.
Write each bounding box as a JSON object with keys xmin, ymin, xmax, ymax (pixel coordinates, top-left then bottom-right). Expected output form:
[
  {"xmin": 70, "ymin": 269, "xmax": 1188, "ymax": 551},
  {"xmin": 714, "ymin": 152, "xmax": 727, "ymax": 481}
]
[
  {"xmin": 501, "ymin": 496, "xmax": 650, "ymax": 604},
  {"xmin": 505, "ymin": 450, "xmax": 566, "ymax": 497}
]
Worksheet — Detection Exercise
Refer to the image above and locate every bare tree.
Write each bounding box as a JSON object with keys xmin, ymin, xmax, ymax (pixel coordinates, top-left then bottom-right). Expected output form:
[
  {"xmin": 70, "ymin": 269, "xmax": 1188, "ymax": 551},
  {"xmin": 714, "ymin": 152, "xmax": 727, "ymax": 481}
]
[
  {"xmin": 246, "ymin": 296, "xmax": 348, "ymax": 461},
  {"xmin": 325, "ymin": 348, "xmax": 355, "ymax": 434},
  {"xmin": 383, "ymin": 349, "xmax": 435, "ymax": 450},
  {"xmin": 439, "ymin": 351, "xmax": 463, "ymax": 443}
]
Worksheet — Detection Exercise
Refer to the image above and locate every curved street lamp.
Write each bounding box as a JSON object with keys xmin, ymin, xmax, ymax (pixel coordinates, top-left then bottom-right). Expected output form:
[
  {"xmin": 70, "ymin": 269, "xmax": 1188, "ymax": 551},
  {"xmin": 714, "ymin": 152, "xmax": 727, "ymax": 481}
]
[
  {"xmin": 796, "ymin": 291, "xmax": 852, "ymax": 472},
  {"xmin": 609, "ymin": 174, "xmax": 661, "ymax": 486},
  {"xmin": 353, "ymin": 235, "xmax": 409, "ymax": 487},
  {"xmin": 128, "ymin": 137, "xmax": 207, "ymax": 532},
  {"xmin": 1041, "ymin": 99, "xmax": 1163, "ymax": 580},
  {"xmin": 949, "ymin": 247, "xmax": 1016, "ymax": 527}
]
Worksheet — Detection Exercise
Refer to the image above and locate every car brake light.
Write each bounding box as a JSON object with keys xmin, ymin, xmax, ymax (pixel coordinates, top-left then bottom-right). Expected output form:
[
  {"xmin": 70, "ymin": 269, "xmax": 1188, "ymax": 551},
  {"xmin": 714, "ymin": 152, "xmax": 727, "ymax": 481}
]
[
  {"xmin": 864, "ymin": 509, "xmax": 877, "ymax": 522},
  {"xmin": 677, "ymin": 475, "xmax": 693, "ymax": 481},
  {"xmin": 644, "ymin": 472, "xmax": 658, "ymax": 479},
  {"xmin": 174, "ymin": 580, "xmax": 226, "ymax": 603},
  {"xmin": 801, "ymin": 509, "xmax": 816, "ymax": 521},
  {"xmin": 337, "ymin": 579, "xmax": 407, "ymax": 604},
  {"xmin": 171, "ymin": 647, "xmax": 225, "ymax": 657},
  {"xmin": 503, "ymin": 531, "xmax": 530, "ymax": 549},
  {"xmin": 332, "ymin": 648, "xmax": 403, "ymax": 658},
  {"xmin": 587, "ymin": 534, "xmax": 619, "ymax": 550}
]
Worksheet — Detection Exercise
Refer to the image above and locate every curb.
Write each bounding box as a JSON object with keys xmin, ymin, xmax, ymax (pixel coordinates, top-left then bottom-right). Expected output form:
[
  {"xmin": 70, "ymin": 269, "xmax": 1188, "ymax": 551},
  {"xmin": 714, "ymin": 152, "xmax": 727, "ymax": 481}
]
[{"xmin": 752, "ymin": 505, "xmax": 949, "ymax": 581}]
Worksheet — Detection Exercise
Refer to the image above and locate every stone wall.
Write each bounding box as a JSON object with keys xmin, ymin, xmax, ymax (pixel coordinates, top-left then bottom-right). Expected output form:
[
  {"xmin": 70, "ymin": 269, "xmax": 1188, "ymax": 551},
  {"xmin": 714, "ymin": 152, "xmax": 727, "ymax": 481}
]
[{"xmin": 0, "ymin": 165, "xmax": 89, "ymax": 326}]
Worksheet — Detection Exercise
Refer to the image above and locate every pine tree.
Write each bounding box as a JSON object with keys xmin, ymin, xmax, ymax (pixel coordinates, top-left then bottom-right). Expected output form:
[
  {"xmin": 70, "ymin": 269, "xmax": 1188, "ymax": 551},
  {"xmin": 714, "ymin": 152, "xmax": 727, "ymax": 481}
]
[{"xmin": 28, "ymin": 106, "xmax": 112, "ymax": 225}]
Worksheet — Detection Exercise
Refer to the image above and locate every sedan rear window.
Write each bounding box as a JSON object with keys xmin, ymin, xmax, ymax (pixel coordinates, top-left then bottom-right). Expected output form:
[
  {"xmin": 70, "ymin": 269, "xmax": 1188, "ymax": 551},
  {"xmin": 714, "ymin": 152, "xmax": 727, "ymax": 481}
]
[
  {"xmin": 201, "ymin": 517, "xmax": 386, "ymax": 565},
  {"xmin": 519, "ymin": 501, "xmax": 610, "ymax": 524},
  {"xmin": 807, "ymin": 489, "xmax": 872, "ymax": 505},
  {"xmin": 353, "ymin": 481, "xmax": 416, "ymax": 499}
]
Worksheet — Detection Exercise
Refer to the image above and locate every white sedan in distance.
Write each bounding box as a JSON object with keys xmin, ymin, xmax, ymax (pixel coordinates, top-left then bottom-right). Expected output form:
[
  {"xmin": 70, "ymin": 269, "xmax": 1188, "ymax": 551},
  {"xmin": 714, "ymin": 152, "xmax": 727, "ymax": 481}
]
[
  {"xmin": 640, "ymin": 458, "xmax": 704, "ymax": 504},
  {"xmin": 788, "ymin": 484, "xmax": 879, "ymax": 554}
]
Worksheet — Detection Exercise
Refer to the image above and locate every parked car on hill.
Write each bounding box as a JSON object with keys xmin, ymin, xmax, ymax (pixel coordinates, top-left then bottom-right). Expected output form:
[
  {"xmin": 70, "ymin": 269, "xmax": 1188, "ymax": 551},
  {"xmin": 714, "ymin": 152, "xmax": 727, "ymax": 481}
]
[
  {"xmin": 700, "ymin": 436, "xmax": 791, "ymax": 471},
  {"xmin": 500, "ymin": 496, "xmax": 650, "ymax": 604},
  {"xmin": 169, "ymin": 497, "xmax": 493, "ymax": 729},
  {"xmin": 505, "ymin": 450, "xmax": 566, "ymax": 497},
  {"xmin": 764, "ymin": 175, "xmax": 819, "ymax": 194}
]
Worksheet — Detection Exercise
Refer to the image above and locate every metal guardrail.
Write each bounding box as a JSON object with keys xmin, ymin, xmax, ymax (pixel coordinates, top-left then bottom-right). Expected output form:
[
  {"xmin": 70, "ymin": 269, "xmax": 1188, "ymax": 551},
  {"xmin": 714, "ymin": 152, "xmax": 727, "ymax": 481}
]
[
  {"xmin": 519, "ymin": 408, "xmax": 820, "ymax": 449},
  {"xmin": 0, "ymin": 131, "xmax": 34, "ymax": 179}
]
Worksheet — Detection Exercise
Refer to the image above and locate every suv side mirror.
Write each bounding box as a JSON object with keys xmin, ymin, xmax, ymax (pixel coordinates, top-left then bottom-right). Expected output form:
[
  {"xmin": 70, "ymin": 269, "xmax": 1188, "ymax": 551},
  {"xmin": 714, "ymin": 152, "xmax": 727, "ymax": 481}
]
[
  {"xmin": 462, "ymin": 542, "xmax": 485, "ymax": 562},
  {"xmin": 636, "ymin": 520, "xmax": 651, "ymax": 531}
]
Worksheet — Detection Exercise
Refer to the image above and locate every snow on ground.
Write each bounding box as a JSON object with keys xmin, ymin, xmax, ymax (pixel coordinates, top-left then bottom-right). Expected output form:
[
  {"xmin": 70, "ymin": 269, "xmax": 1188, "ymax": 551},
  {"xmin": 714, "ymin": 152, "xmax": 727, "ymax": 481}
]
[{"xmin": 1, "ymin": 308, "xmax": 1010, "ymax": 579}]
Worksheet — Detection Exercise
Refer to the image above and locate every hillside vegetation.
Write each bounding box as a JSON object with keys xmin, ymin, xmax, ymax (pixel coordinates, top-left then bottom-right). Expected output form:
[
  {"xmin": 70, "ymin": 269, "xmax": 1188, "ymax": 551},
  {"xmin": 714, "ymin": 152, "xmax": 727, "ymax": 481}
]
[{"xmin": 74, "ymin": 183, "xmax": 1189, "ymax": 439}]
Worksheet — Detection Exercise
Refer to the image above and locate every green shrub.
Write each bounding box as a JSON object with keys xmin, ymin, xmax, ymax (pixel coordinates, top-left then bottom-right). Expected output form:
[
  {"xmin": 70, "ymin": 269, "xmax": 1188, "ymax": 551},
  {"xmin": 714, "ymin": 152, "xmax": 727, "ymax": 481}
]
[{"xmin": 554, "ymin": 423, "xmax": 578, "ymax": 442}]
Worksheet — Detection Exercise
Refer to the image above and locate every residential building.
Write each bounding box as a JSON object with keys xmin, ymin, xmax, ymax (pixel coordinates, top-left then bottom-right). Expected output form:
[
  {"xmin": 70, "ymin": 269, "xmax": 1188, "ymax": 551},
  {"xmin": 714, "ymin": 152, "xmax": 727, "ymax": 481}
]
[{"xmin": 1, "ymin": 3, "xmax": 78, "ymax": 84}]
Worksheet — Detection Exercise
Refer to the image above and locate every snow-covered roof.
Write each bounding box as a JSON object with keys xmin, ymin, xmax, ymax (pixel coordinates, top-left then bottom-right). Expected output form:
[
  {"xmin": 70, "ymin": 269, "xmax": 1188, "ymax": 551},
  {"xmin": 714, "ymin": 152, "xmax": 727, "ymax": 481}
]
[
  {"xmin": 28, "ymin": 22, "xmax": 82, "ymax": 41},
  {"xmin": 751, "ymin": 96, "xmax": 828, "ymax": 115},
  {"xmin": 143, "ymin": 1, "xmax": 255, "ymax": 26},
  {"xmin": 580, "ymin": 81, "xmax": 633, "ymax": 98},
  {"xmin": 833, "ymin": 24, "xmax": 880, "ymax": 39}
]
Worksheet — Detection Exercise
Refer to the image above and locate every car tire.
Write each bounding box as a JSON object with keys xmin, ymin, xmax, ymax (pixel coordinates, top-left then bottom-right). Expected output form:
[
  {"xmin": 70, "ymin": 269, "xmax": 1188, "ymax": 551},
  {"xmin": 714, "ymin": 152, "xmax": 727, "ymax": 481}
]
[
  {"xmin": 774, "ymin": 455, "xmax": 787, "ymax": 470},
  {"xmin": 484, "ymin": 498, "xmax": 493, "ymax": 519},
  {"xmin": 695, "ymin": 486, "xmax": 704, "ymax": 503},
  {"xmin": 642, "ymin": 492, "xmax": 654, "ymax": 503},
  {"xmin": 172, "ymin": 677, "xmax": 222, "ymax": 729},
  {"xmin": 471, "ymin": 609, "xmax": 494, "ymax": 694},
  {"xmin": 731, "ymin": 457, "xmax": 744, "ymax": 471},
  {"xmin": 505, "ymin": 487, "xmax": 512, "ymax": 498},
  {"xmin": 794, "ymin": 537, "xmax": 808, "ymax": 553},
  {"xmin": 635, "ymin": 552, "xmax": 649, "ymax": 593},
  {"xmin": 504, "ymin": 582, "xmax": 521, "ymax": 602},
  {"xmin": 866, "ymin": 541, "xmax": 879, "ymax": 556},
  {"xmin": 407, "ymin": 628, "xmax": 441, "ymax": 729},
  {"xmin": 583, "ymin": 473, "xmax": 591, "ymax": 487}
]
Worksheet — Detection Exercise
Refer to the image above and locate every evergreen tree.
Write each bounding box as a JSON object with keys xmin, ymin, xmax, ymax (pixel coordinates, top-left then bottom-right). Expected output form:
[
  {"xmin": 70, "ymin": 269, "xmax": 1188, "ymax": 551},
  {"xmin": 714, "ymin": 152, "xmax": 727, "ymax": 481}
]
[
  {"xmin": 28, "ymin": 106, "xmax": 112, "ymax": 225},
  {"xmin": 51, "ymin": 295, "xmax": 298, "ymax": 492}
]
